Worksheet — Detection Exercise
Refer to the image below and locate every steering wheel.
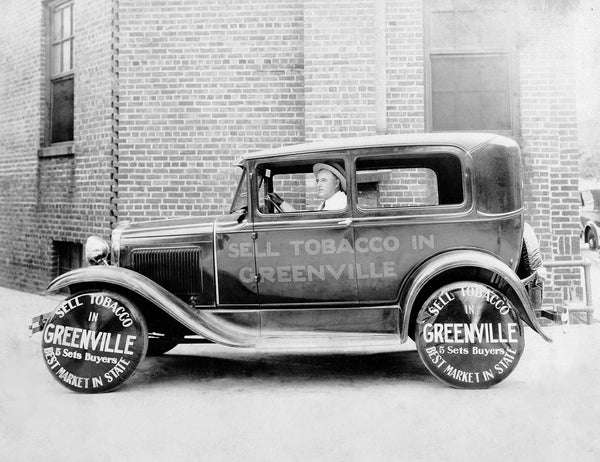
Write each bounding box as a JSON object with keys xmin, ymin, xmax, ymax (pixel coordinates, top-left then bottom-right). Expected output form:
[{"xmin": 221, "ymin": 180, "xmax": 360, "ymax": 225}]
[{"xmin": 265, "ymin": 194, "xmax": 283, "ymax": 213}]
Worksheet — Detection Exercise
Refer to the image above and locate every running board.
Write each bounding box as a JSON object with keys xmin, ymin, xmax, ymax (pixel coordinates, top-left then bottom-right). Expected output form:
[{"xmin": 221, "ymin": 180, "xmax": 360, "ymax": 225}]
[{"xmin": 256, "ymin": 332, "xmax": 402, "ymax": 351}]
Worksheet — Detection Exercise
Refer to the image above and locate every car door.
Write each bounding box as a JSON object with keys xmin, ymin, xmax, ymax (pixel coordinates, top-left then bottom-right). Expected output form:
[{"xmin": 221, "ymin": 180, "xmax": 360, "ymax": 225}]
[
  {"xmin": 214, "ymin": 169, "xmax": 259, "ymax": 308},
  {"xmin": 250, "ymin": 157, "xmax": 358, "ymax": 307}
]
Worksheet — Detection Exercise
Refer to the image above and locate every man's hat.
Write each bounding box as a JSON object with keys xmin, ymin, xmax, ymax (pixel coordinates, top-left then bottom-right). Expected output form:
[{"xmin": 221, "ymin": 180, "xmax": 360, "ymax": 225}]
[{"xmin": 313, "ymin": 162, "xmax": 346, "ymax": 192}]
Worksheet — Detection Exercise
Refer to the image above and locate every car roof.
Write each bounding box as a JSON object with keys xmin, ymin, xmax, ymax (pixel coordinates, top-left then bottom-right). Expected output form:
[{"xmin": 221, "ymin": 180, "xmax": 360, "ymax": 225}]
[{"xmin": 235, "ymin": 132, "xmax": 501, "ymax": 165}]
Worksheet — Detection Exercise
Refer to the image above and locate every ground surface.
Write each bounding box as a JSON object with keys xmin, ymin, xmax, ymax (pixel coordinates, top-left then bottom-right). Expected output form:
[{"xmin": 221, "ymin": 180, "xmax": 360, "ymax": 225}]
[{"xmin": 1, "ymin": 250, "xmax": 600, "ymax": 462}]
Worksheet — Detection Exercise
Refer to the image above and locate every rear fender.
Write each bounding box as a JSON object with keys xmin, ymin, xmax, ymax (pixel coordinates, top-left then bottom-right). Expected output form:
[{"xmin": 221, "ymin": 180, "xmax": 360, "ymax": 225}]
[
  {"xmin": 46, "ymin": 266, "xmax": 256, "ymax": 347},
  {"xmin": 399, "ymin": 250, "xmax": 551, "ymax": 343}
]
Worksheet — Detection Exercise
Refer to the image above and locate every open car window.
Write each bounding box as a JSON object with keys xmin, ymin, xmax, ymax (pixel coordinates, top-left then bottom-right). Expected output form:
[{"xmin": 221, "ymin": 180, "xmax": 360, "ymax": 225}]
[{"xmin": 256, "ymin": 159, "xmax": 347, "ymax": 214}]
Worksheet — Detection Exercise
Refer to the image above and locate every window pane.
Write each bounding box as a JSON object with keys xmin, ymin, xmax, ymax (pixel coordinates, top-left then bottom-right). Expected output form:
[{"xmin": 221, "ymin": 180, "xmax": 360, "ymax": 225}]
[
  {"xmin": 455, "ymin": 58, "xmax": 480, "ymax": 91},
  {"xmin": 272, "ymin": 173, "xmax": 315, "ymax": 211},
  {"xmin": 432, "ymin": 91, "xmax": 456, "ymax": 130},
  {"xmin": 257, "ymin": 160, "xmax": 346, "ymax": 214},
  {"xmin": 455, "ymin": 11, "xmax": 478, "ymax": 48},
  {"xmin": 482, "ymin": 92, "xmax": 511, "ymax": 130},
  {"xmin": 52, "ymin": 10, "xmax": 62, "ymax": 41},
  {"xmin": 431, "ymin": 56, "xmax": 455, "ymax": 91},
  {"xmin": 356, "ymin": 168, "xmax": 439, "ymax": 209},
  {"xmin": 52, "ymin": 44, "xmax": 62, "ymax": 75},
  {"xmin": 62, "ymin": 40, "xmax": 71, "ymax": 71},
  {"xmin": 456, "ymin": 91, "xmax": 483, "ymax": 129},
  {"xmin": 430, "ymin": 11, "xmax": 455, "ymax": 49},
  {"xmin": 481, "ymin": 57, "xmax": 508, "ymax": 90},
  {"xmin": 62, "ymin": 5, "xmax": 72, "ymax": 37},
  {"xmin": 479, "ymin": 9, "xmax": 509, "ymax": 48},
  {"xmin": 431, "ymin": 54, "xmax": 511, "ymax": 131},
  {"xmin": 357, "ymin": 154, "xmax": 464, "ymax": 207},
  {"xmin": 51, "ymin": 77, "xmax": 74, "ymax": 143}
]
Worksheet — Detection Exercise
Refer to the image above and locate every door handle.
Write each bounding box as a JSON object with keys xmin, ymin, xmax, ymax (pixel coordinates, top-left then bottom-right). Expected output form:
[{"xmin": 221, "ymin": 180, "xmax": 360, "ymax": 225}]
[{"xmin": 337, "ymin": 218, "xmax": 353, "ymax": 226}]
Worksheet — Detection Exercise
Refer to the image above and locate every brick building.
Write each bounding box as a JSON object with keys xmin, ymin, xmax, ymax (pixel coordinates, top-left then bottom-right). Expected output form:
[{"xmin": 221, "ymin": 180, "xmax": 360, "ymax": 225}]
[{"xmin": 0, "ymin": 0, "xmax": 588, "ymax": 309}]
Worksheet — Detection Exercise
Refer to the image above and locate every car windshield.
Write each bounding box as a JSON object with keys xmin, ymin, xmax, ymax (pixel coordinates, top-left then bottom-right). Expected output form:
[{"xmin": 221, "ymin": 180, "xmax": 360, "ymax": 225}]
[{"xmin": 229, "ymin": 169, "xmax": 248, "ymax": 213}]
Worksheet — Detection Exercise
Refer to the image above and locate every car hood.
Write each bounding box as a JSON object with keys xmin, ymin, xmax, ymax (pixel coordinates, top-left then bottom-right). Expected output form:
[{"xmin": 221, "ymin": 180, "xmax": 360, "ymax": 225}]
[{"xmin": 119, "ymin": 217, "xmax": 215, "ymax": 242}]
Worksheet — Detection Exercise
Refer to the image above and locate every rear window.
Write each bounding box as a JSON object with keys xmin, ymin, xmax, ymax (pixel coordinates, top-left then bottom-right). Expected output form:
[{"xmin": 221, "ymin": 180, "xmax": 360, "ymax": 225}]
[{"xmin": 355, "ymin": 153, "xmax": 463, "ymax": 210}]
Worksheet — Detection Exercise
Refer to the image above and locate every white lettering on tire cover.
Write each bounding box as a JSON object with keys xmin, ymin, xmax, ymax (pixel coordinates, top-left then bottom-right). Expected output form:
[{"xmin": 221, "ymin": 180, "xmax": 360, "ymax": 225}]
[
  {"xmin": 41, "ymin": 292, "xmax": 147, "ymax": 393},
  {"xmin": 415, "ymin": 282, "xmax": 524, "ymax": 389}
]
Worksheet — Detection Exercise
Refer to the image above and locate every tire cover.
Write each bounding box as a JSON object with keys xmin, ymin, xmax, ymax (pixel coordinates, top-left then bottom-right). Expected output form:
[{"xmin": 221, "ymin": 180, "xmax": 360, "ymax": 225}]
[
  {"xmin": 41, "ymin": 292, "xmax": 147, "ymax": 393},
  {"xmin": 415, "ymin": 282, "xmax": 524, "ymax": 389}
]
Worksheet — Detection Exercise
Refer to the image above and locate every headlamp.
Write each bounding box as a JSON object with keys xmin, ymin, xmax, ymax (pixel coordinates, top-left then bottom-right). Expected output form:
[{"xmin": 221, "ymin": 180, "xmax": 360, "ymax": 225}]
[{"xmin": 85, "ymin": 236, "xmax": 110, "ymax": 265}]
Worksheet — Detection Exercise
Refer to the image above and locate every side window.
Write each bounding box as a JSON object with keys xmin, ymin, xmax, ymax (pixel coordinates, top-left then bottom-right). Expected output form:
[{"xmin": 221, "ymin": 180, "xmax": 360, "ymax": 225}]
[
  {"xmin": 357, "ymin": 168, "xmax": 439, "ymax": 209},
  {"xmin": 271, "ymin": 172, "xmax": 317, "ymax": 211},
  {"xmin": 355, "ymin": 154, "xmax": 463, "ymax": 210},
  {"xmin": 229, "ymin": 169, "xmax": 248, "ymax": 213},
  {"xmin": 256, "ymin": 159, "xmax": 347, "ymax": 214}
]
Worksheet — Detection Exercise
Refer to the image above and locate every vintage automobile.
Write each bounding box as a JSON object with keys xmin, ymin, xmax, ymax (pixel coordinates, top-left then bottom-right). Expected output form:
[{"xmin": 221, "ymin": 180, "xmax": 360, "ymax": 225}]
[
  {"xmin": 580, "ymin": 188, "xmax": 600, "ymax": 251},
  {"xmin": 30, "ymin": 133, "xmax": 550, "ymax": 392}
]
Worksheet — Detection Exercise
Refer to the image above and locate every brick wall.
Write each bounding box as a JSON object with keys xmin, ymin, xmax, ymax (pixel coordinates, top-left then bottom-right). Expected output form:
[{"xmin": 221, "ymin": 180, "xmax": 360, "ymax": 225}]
[
  {"xmin": 0, "ymin": 0, "xmax": 585, "ymax": 306},
  {"xmin": 518, "ymin": 4, "xmax": 583, "ymax": 306},
  {"xmin": 0, "ymin": 0, "xmax": 46, "ymax": 290},
  {"xmin": 303, "ymin": 0, "xmax": 377, "ymax": 140},
  {"xmin": 386, "ymin": 0, "xmax": 425, "ymax": 134},
  {"xmin": 0, "ymin": 0, "xmax": 114, "ymax": 291},
  {"xmin": 117, "ymin": 0, "xmax": 305, "ymax": 221}
]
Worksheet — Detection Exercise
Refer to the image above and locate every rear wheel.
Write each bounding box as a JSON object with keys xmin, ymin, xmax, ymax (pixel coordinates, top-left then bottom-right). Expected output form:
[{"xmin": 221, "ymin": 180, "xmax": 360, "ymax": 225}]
[
  {"xmin": 415, "ymin": 282, "xmax": 524, "ymax": 389},
  {"xmin": 41, "ymin": 291, "xmax": 148, "ymax": 393}
]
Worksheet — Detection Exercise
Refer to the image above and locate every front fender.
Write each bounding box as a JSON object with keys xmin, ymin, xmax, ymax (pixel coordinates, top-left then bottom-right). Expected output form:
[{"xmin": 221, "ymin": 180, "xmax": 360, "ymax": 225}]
[
  {"xmin": 47, "ymin": 266, "xmax": 256, "ymax": 347},
  {"xmin": 399, "ymin": 250, "xmax": 551, "ymax": 343}
]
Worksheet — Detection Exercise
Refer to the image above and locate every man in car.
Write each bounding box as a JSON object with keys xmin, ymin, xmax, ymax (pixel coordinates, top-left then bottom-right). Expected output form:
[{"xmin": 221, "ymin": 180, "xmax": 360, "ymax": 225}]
[{"xmin": 269, "ymin": 162, "xmax": 347, "ymax": 212}]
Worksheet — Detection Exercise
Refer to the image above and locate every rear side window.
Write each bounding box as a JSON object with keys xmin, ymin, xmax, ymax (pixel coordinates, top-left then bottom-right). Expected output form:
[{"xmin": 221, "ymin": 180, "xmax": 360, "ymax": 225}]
[{"xmin": 355, "ymin": 153, "xmax": 463, "ymax": 210}]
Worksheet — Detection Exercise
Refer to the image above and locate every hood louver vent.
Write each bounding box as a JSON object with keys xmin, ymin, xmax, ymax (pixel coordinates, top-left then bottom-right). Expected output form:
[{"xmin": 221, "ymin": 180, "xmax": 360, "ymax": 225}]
[{"xmin": 131, "ymin": 247, "xmax": 205, "ymax": 302}]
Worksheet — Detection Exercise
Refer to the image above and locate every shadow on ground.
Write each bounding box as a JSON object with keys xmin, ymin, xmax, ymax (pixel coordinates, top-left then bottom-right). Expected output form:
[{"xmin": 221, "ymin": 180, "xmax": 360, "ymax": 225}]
[{"xmin": 131, "ymin": 349, "xmax": 434, "ymax": 389}]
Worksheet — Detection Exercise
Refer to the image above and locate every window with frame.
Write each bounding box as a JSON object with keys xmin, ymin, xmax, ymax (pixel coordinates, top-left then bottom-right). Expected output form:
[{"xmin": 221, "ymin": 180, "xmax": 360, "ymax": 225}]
[
  {"xmin": 256, "ymin": 160, "xmax": 347, "ymax": 214},
  {"xmin": 49, "ymin": 0, "xmax": 74, "ymax": 144},
  {"xmin": 355, "ymin": 153, "xmax": 463, "ymax": 210},
  {"xmin": 425, "ymin": 0, "xmax": 518, "ymax": 135}
]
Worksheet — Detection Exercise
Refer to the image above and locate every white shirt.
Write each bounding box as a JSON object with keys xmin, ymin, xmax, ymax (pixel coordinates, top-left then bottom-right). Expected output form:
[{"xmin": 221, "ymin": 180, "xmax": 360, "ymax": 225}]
[{"xmin": 319, "ymin": 190, "xmax": 347, "ymax": 211}]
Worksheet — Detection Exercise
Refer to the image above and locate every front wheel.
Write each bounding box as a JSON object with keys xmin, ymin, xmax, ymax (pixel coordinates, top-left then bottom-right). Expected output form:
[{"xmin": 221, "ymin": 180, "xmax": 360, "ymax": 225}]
[
  {"xmin": 414, "ymin": 282, "xmax": 525, "ymax": 389},
  {"xmin": 41, "ymin": 291, "xmax": 148, "ymax": 393}
]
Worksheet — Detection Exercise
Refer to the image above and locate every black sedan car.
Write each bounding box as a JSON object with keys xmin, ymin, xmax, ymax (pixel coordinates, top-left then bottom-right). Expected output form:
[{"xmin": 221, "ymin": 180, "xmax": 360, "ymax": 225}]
[{"xmin": 31, "ymin": 133, "xmax": 548, "ymax": 392}]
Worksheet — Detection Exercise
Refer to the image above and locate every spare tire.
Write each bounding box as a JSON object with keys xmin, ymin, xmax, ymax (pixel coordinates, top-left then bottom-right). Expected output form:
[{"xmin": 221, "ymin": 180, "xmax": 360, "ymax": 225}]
[{"xmin": 517, "ymin": 222, "xmax": 543, "ymax": 278}]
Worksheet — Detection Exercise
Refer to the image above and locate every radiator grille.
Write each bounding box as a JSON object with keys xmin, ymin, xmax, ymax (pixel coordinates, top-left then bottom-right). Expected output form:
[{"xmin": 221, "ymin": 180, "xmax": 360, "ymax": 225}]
[{"xmin": 131, "ymin": 247, "xmax": 204, "ymax": 299}]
